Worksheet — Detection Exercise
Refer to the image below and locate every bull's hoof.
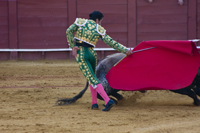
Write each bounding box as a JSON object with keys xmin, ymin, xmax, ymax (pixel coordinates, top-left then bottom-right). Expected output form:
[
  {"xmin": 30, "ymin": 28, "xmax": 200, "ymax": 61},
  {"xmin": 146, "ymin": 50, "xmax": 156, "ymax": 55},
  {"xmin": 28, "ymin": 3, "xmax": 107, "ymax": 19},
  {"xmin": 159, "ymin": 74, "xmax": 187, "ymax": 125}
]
[
  {"xmin": 110, "ymin": 97, "xmax": 118, "ymax": 104},
  {"xmin": 117, "ymin": 95, "xmax": 124, "ymax": 101},
  {"xmin": 139, "ymin": 90, "xmax": 147, "ymax": 93},
  {"xmin": 193, "ymin": 99, "xmax": 200, "ymax": 106}
]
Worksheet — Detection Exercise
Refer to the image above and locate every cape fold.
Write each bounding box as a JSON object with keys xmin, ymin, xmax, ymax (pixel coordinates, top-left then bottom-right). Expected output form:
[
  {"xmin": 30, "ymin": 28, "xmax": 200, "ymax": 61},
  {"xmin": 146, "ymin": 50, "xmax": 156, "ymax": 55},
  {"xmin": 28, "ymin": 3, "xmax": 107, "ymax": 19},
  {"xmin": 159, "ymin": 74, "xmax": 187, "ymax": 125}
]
[{"xmin": 105, "ymin": 40, "xmax": 200, "ymax": 91}]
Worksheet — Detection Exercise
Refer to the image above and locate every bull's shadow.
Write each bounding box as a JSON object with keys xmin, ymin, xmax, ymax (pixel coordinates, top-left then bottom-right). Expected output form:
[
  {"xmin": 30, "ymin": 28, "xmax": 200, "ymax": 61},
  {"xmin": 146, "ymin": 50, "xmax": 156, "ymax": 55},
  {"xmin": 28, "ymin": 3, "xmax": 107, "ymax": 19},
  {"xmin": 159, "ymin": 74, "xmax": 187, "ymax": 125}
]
[{"xmin": 55, "ymin": 53, "xmax": 200, "ymax": 106}]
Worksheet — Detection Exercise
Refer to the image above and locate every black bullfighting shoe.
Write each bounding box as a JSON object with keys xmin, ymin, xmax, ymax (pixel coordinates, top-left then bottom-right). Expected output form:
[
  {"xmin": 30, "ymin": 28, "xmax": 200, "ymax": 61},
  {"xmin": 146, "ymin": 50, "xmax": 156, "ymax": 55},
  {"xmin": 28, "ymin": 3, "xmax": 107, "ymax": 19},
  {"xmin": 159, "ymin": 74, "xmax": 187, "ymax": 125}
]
[
  {"xmin": 91, "ymin": 103, "xmax": 99, "ymax": 110},
  {"xmin": 102, "ymin": 99, "xmax": 115, "ymax": 111}
]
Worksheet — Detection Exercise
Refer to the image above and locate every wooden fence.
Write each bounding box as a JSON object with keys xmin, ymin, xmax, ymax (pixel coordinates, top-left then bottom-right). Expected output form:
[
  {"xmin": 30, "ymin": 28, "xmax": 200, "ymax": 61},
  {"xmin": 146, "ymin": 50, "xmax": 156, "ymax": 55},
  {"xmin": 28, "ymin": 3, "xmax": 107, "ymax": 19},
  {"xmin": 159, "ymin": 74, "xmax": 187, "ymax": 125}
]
[{"xmin": 0, "ymin": 0, "xmax": 199, "ymax": 60}]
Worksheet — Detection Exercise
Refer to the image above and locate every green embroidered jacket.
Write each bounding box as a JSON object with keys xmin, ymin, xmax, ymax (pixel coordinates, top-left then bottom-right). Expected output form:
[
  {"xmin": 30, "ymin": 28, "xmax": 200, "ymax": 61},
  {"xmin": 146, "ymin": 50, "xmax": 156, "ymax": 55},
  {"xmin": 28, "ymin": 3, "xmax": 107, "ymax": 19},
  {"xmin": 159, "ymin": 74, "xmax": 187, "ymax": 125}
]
[{"xmin": 66, "ymin": 18, "xmax": 128, "ymax": 54}]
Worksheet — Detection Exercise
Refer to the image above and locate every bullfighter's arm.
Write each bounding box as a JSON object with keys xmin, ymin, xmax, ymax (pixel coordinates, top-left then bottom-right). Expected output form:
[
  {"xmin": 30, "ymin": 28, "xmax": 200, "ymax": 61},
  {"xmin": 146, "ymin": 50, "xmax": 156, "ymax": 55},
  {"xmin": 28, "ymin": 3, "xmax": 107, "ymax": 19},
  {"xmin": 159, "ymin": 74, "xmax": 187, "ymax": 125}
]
[
  {"xmin": 66, "ymin": 23, "xmax": 78, "ymax": 49},
  {"xmin": 101, "ymin": 34, "xmax": 128, "ymax": 54}
]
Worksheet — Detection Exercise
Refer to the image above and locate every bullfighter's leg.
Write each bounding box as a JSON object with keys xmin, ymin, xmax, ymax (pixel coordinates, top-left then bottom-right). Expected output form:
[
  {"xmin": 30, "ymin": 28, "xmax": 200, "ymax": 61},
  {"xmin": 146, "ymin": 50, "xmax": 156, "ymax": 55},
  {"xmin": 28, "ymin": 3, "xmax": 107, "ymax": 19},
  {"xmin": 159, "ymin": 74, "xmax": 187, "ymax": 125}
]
[
  {"xmin": 76, "ymin": 47, "xmax": 115, "ymax": 111},
  {"xmin": 90, "ymin": 85, "xmax": 99, "ymax": 109},
  {"xmin": 97, "ymin": 93, "xmax": 119, "ymax": 104},
  {"xmin": 170, "ymin": 87, "xmax": 200, "ymax": 106}
]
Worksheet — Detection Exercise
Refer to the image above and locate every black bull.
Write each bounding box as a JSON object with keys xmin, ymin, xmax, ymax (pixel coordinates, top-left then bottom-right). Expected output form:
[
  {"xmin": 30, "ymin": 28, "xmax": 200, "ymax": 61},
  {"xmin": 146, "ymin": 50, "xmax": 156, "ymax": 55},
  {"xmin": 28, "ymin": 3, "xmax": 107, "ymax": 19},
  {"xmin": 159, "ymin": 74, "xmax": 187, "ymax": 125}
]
[{"xmin": 55, "ymin": 53, "xmax": 200, "ymax": 106}]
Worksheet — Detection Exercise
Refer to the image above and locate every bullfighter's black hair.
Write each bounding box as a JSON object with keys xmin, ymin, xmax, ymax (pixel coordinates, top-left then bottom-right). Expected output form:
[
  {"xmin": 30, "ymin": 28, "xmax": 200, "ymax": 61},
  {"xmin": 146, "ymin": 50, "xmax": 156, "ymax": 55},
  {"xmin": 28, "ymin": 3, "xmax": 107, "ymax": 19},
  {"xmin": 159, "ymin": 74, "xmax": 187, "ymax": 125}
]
[{"xmin": 89, "ymin": 11, "xmax": 104, "ymax": 21}]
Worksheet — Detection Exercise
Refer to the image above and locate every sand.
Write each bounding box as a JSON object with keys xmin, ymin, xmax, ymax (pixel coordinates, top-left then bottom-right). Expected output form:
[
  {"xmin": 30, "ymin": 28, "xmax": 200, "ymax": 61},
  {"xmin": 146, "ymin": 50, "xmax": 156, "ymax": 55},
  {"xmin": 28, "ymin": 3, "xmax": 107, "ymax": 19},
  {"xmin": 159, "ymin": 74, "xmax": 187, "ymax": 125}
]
[{"xmin": 0, "ymin": 60, "xmax": 200, "ymax": 133}]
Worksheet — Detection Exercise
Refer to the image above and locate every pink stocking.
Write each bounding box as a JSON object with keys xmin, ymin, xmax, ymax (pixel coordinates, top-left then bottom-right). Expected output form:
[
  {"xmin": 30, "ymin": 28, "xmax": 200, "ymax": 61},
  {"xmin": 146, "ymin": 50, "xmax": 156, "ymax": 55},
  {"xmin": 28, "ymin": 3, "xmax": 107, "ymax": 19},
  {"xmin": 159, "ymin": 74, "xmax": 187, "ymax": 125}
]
[
  {"xmin": 95, "ymin": 84, "xmax": 110, "ymax": 105},
  {"xmin": 90, "ymin": 85, "xmax": 97, "ymax": 105}
]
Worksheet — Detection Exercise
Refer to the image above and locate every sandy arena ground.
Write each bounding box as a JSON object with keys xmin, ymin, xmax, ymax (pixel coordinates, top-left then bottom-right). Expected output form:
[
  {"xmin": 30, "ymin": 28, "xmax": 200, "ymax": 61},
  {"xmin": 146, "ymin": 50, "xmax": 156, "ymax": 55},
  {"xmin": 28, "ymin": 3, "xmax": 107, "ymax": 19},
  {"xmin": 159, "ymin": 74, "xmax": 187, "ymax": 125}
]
[{"xmin": 0, "ymin": 60, "xmax": 200, "ymax": 133}]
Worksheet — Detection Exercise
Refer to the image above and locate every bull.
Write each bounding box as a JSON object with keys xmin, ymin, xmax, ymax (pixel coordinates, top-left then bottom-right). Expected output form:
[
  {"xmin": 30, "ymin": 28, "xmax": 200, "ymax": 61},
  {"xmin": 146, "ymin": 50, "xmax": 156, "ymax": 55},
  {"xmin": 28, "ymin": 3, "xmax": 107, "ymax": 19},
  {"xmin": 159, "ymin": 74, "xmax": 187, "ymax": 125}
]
[{"xmin": 55, "ymin": 53, "xmax": 200, "ymax": 106}]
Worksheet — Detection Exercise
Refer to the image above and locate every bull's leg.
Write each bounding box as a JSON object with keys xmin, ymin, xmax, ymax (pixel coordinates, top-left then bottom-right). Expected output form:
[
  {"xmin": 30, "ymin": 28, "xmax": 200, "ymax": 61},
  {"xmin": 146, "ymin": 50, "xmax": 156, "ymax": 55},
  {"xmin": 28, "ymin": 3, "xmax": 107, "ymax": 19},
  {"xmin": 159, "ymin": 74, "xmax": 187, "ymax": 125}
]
[
  {"xmin": 192, "ymin": 86, "xmax": 200, "ymax": 97},
  {"xmin": 97, "ymin": 88, "xmax": 123, "ymax": 100},
  {"xmin": 97, "ymin": 93, "xmax": 104, "ymax": 100},
  {"xmin": 170, "ymin": 88, "xmax": 200, "ymax": 106},
  {"xmin": 111, "ymin": 92, "xmax": 124, "ymax": 101},
  {"xmin": 97, "ymin": 93, "xmax": 118, "ymax": 104}
]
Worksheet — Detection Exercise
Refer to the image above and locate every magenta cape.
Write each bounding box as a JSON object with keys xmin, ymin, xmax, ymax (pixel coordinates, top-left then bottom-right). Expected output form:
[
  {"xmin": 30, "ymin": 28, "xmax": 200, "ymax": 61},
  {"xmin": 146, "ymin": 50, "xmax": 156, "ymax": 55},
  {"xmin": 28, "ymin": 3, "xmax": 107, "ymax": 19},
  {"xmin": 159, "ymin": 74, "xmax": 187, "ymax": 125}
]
[{"xmin": 106, "ymin": 40, "xmax": 200, "ymax": 91}]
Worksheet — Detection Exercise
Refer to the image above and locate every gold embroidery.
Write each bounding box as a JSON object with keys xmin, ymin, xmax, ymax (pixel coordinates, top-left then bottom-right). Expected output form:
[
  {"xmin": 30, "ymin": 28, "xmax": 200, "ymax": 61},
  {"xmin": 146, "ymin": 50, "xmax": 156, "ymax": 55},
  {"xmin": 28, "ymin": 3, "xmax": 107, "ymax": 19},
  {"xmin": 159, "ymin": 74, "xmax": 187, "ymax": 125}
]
[{"xmin": 74, "ymin": 19, "xmax": 100, "ymax": 46}]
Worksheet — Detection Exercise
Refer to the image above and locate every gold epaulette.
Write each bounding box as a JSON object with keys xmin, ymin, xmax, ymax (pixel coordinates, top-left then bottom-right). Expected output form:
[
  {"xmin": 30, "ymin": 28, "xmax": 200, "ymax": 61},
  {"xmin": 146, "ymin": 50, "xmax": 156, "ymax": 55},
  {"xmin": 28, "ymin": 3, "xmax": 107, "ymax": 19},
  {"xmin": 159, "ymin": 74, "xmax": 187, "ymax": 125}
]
[
  {"xmin": 97, "ymin": 24, "xmax": 106, "ymax": 36},
  {"xmin": 75, "ymin": 18, "xmax": 88, "ymax": 26}
]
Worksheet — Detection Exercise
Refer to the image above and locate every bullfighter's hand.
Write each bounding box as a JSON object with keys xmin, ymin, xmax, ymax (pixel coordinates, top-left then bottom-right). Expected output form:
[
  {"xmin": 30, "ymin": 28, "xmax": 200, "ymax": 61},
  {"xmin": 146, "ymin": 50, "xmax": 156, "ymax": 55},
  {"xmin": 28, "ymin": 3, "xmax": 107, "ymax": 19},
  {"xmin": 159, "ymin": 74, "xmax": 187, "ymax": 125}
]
[
  {"xmin": 126, "ymin": 49, "xmax": 132, "ymax": 56},
  {"xmin": 72, "ymin": 46, "xmax": 80, "ymax": 57}
]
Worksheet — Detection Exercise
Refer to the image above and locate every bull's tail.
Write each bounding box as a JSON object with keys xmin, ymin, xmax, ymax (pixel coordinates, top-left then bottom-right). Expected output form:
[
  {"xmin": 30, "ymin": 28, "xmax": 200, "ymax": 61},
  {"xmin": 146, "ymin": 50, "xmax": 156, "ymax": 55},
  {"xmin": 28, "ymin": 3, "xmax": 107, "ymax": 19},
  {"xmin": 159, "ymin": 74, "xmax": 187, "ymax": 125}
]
[{"xmin": 54, "ymin": 81, "xmax": 89, "ymax": 106}]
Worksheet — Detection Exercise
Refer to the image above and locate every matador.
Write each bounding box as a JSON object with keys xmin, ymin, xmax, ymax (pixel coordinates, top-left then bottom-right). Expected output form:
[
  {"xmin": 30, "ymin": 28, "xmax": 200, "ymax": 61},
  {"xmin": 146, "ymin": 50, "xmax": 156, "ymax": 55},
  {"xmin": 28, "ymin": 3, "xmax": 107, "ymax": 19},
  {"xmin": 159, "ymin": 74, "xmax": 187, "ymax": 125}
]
[{"xmin": 66, "ymin": 11, "xmax": 132, "ymax": 111}]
